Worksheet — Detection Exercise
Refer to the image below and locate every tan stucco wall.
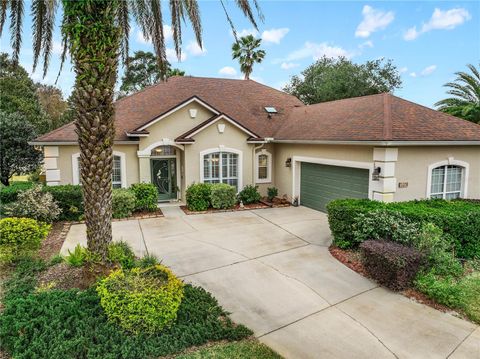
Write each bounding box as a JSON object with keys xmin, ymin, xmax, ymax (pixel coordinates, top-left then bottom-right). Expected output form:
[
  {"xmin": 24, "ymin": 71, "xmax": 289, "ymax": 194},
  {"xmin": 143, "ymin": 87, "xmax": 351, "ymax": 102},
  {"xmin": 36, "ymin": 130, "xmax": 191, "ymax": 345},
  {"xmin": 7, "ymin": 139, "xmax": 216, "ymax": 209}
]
[
  {"xmin": 56, "ymin": 144, "xmax": 139, "ymax": 186},
  {"xmin": 395, "ymin": 146, "xmax": 480, "ymax": 201},
  {"xmin": 255, "ymin": 143, "xmax": 275, "ymax": 196},
  {"xmin": 183, "ymin": 120, "xmax": 255, "ymax": 196},
  {"xmin": 273, "ymin": 144, "xmax": 374, "ymax": 200},
  {"xmin": 138, "ymin": 102, "xmax": 215, "ymax": 151}
]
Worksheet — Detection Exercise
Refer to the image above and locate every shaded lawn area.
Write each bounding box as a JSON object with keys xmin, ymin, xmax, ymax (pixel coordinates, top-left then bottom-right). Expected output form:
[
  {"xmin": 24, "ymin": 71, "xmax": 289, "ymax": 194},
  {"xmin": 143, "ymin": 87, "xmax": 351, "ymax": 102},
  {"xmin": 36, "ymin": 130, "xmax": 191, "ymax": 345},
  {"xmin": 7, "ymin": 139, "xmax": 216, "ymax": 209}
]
[
  {"xmin": 0, "ymin": 259, "xmax": 253, "ymax": 359},
  {"xmin": 176, "ymin": 340, "xmax": 282, "ymax": 359}
]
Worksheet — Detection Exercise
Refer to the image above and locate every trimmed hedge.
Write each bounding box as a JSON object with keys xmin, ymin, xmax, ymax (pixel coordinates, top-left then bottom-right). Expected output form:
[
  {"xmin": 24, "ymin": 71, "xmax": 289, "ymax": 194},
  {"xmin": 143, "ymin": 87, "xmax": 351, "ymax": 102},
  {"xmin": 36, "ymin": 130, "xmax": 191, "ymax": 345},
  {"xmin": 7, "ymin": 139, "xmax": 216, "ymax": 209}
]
[
  {"xmin": 43, "ymin": 185, "xmax": 84, "ymax": 220},
  {"xmin": 130, "ymin": 183, "xmax": 158, "ymax": 212},
  {"xmin": 0, "ymin": 181, "xmax": 34, "ymax": 204},
  {"xmin": 237, "ymin": 185, "xmax": 261, "ymax": 205},
  {"xmin": 112, "ymin": 189, "xmax": 136, "ymax": 219},
  {"xmin": 210, "ymin": 184, "xmax": 236, "ymax": 209},
  {"xmin": 327, "ymin": 199, "xmax": 480, "ymax": 259},
  {"xmin": 360, "ymin": 240, "xmax": 425, "ymax": 291},
  {"xmin": 186, "ymin": 183, "xmax": 212, "ymax": 211}
]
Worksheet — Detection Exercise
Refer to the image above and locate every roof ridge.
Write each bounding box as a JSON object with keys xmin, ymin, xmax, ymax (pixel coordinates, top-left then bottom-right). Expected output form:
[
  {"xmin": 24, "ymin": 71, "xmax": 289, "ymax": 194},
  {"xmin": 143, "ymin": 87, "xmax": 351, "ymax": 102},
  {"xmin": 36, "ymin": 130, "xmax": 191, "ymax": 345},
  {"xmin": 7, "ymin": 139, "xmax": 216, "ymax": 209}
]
[
  {"xmin": 300, "ymin": 92, "xmax": 386, "ymax": 109},
  {"xmin": 383, "ymin": 93, "xmax": 393, "ymax": 140}
]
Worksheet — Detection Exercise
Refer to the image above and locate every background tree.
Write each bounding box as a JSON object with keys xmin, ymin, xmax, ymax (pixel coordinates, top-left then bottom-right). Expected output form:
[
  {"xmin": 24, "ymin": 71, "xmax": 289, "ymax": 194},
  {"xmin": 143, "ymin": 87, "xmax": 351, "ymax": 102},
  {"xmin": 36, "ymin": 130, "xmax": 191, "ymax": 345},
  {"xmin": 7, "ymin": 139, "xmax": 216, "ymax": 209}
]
[
  {"xmin": 232, "ymin": 35, "xmax": 265, "ymax": 80},
  {"xmin": 284, "ymin": 56, "xmax": 402, "ymax": 104},
  {"xmin": 0, "ymin": 111, "xmax": 43, "ymax": 186},
  {"xmin": 435, "ymin": 64, "xmax": 480, "ymax": 124},
  {"xmin": 1, "ymin": 0, "xmax": 261, "ymax": 259},
  {"xmin": 36, "ymin": 84, "xmax": 69, "ymax": 130},
  {"xmin": 0, "ymin": 53, "xmax": 49, "ymax": 133},
  {"xmin": 119, "ymin": 51, "xmax": 185, "ymax": 97}
]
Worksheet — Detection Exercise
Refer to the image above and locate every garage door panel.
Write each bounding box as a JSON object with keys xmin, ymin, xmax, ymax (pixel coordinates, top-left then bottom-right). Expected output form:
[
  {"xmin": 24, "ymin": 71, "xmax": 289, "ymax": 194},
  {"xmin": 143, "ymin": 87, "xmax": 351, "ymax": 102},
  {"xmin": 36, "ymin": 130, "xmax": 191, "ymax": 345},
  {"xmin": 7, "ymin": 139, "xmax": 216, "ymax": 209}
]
[{"xmin": 300, "ymin": 162, "xmax": 369, "ymax": 212}]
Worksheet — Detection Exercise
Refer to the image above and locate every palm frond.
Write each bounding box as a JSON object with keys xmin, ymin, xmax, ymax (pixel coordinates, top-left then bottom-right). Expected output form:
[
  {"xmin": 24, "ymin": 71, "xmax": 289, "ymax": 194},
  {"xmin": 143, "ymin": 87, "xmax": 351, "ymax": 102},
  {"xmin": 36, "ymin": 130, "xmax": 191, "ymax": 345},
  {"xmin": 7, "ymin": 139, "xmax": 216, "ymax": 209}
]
[
  {"xmin": 234, "ymin": 0, "xmax": 258, "ymax": 29},
  {"xmin": 117, "ymin": 0, "xmax": 130, "ymax": 66},
  {"xmin": 0, "ymin": 0, "xmax": 9, "ymax": 37},
  {"xmin": 31, "ymin": 0, "xmax": 46, "ymax": 72},
  {"xmin": 9, "ymin": 0, "xmax": 24, "ymax": 63},
  {"xmin": 466, "ymin": 63, "xmax": 480, "ymax": 81},
  {"xmin": 40, "ymin": 0, "xmax": 57, "ymax": 77},
  {"xmin": 55, "ymin": 12, "xmax": 69, "ymax": 84},
  {"xmin": 220, "ymin": 0, "xmax": 237, "ymax": 40},
  {"xmin": 147, "ymin": 0, "xmax": 168, "ymax": 78},
  {"xmin": 182, "ymin": 0, "xmax": 202, "ymax": 49},
  {"xmin": 170, "ymin": 0, "xmax": 183, "ymax": 60}
]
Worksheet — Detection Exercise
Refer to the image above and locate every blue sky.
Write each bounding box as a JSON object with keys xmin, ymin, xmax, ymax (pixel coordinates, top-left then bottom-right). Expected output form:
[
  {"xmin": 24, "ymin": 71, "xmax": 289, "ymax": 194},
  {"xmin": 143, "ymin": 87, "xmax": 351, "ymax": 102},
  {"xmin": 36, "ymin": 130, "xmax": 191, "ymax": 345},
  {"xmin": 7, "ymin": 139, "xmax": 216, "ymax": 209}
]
[{"xmin": 1, "ymin": 1, "xmax": 478, "ymax": 108}]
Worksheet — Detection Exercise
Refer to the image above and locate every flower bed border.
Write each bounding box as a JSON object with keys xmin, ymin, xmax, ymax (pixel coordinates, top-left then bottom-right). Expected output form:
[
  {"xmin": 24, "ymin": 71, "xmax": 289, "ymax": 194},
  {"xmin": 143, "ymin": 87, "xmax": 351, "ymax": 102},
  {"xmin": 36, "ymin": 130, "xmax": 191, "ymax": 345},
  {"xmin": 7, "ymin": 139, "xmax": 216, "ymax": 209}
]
[{"xmin": 180, "ymin": 203, "xmax": 271, "ymax": 215}]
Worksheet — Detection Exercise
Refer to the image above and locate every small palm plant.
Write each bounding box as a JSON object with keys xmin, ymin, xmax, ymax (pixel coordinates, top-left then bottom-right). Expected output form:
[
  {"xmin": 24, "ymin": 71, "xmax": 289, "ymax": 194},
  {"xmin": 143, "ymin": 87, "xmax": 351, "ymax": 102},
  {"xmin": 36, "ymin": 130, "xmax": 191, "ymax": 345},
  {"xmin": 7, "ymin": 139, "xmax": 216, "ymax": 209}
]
[
  {"xmin": 232, "ymin": 34, "xmax": 266, "ymax": 80},
  {"xmin": 1, "ymin": 0, "xmax": 262, "ymax": 260},
  {"xmin": 435, "ymin": 63, "xmax": 480, "ymax": 124}
]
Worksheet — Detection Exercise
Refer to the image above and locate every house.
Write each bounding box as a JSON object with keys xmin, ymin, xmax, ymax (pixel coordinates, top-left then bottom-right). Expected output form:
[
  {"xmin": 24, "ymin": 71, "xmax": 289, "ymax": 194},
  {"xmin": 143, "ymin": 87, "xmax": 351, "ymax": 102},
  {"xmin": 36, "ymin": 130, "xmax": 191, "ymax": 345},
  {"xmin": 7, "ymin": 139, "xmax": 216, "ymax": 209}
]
[{"xmin": 31, "ymin": 76, "xmax": 480, "ymax": 212}]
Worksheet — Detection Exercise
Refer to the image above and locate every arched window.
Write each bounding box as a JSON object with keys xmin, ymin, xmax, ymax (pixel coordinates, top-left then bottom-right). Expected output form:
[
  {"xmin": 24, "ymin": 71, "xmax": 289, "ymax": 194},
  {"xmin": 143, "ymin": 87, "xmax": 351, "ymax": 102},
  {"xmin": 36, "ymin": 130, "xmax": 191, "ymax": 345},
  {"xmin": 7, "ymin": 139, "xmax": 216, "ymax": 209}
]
[
  {"xmin": 255, "ymin": 150, "xmax": 272, "ymax": 183},
  {"xmin": 202, "ymin": 151, "xmax": 240, "ymax": 190},
  {"xmin": 151, "ymin": 145, "xmax": 176, "ymax": 157},
  {"xmin": 430, "ymin": 165, "xmax": 464, "ymax": 199}
]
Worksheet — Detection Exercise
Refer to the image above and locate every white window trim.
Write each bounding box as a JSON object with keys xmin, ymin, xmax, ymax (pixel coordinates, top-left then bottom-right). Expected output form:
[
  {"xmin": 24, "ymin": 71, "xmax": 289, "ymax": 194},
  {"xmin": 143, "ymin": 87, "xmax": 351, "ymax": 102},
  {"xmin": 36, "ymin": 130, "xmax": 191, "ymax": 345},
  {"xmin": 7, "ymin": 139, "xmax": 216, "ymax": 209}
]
[
  {"xmin": 199, "ymin": 147, "xmax": 243, "ymax": 191},
  {"xmin": 72, "ymin": 151, "xmax": 127, "ymax": 188},
  {"xmin": 426, "ymin": 159, "xmax": 469, "ymax": 199},
  {"xmin": 292, "ymin": 156, "xmax": 374, "ymax": 204},
  {"xmin": 255, "ymin": 149, "xmax": 272, "ymax": 183}
]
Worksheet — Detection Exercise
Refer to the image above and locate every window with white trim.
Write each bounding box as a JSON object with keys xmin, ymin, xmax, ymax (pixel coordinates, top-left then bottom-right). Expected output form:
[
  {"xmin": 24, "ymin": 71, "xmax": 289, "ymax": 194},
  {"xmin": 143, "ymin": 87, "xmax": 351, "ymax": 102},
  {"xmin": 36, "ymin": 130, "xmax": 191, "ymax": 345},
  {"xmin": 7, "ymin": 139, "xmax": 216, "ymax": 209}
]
[
  {"xmin": 75, "ymin": 154, "xmax": 123, "ymax": 188},
  {"xmin": 255, "ymin": 150, "xmax": 272, "ymax": 183},
  {"xmin": 430, "ymin": 165, "xmax": 464, "ymax": 199},
  {"xmin": 203, "ymin": 152, "xmax": 238, "ymax": 190}
]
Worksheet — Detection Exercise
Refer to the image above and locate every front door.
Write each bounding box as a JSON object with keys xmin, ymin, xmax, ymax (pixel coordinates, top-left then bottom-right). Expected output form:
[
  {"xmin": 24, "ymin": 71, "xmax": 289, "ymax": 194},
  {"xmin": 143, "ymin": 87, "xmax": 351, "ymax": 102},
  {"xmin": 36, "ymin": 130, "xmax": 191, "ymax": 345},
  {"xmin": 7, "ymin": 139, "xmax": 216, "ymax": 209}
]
[{"xmin": 151, "ymin": 158, "xmax": 177, "ymax": 201}]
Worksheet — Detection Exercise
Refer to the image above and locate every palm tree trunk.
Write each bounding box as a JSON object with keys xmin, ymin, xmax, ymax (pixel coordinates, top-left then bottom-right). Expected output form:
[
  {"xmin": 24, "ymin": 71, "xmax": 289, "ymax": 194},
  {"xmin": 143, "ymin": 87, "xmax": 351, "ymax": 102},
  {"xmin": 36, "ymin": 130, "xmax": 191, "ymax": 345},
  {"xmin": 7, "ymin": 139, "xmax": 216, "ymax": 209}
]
[{"xmin": 63, "ymin": 0, "xmax": 121, "ymax": 259}]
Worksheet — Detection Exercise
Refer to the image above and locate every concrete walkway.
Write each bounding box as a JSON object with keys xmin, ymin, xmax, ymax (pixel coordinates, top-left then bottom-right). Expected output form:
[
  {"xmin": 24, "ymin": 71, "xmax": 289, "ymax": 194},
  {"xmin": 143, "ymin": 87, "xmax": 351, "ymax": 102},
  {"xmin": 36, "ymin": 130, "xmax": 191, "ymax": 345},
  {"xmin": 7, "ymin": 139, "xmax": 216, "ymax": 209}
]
[{"xmin": 61, "ymin": 206, "xmax": 479, "ymax": 359}]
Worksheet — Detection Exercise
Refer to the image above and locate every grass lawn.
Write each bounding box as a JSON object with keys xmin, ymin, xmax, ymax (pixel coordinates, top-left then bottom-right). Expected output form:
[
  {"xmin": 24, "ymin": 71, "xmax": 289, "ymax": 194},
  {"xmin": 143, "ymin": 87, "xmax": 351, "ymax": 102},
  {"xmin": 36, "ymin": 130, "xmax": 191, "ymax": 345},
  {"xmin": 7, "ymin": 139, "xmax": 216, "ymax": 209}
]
[
  {"xmin": 176, "ymin": 340, "xmax": 281, "ymax": 358},
  {"xmin": 0, "ymin": 258, "xmax": 267, "ymax": 359}
]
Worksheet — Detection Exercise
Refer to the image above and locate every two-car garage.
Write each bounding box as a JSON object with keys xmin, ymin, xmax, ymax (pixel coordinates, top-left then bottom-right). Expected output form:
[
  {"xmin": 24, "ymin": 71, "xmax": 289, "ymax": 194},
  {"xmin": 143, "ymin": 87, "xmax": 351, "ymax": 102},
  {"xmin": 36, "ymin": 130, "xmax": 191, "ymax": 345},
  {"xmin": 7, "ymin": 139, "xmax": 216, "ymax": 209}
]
[{"xmin": 299, "ymin": 162, "xmax": 370, "ymax": 212}]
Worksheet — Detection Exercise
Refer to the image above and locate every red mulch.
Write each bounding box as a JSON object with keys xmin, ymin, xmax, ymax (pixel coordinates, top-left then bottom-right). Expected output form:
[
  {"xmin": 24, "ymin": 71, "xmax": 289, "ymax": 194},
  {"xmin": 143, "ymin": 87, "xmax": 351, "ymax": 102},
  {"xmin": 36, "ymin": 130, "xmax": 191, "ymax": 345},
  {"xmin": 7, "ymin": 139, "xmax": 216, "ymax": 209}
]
[
  {"xmin": 38, "ymin": 222, "xmax": 71, "ymax": 261},
  {"xmin": 260, "ymin": 196, "xmax": 291, "ymax": 208},
  {"xmin": 180, "ymin": 202, "xmax": 270, "ymax": 215}
]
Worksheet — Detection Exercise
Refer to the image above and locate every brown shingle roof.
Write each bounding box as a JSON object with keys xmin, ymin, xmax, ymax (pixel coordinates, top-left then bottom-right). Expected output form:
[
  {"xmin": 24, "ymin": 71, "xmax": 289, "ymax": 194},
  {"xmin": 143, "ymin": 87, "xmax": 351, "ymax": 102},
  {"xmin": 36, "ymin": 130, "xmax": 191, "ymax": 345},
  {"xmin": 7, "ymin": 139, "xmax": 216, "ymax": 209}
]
[
  {"xmin": 34, "ymin": 78, "xmax": 480, "ymax": 143},
  {"xmin": 274, "ymin": 93, "xmax": 480, "ymax": 142},
  {"xmin": 35, "ymin": 76, "xmax": 302, "ymax": 142}
]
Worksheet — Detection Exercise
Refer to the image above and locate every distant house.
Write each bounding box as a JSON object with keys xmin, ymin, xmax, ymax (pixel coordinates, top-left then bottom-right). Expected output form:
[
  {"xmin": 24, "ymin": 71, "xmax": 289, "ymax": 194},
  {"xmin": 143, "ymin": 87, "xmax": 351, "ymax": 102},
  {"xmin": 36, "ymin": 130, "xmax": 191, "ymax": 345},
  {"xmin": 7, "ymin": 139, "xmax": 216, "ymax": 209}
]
[{"xmin": 31, "ymin": 77, "xmax": 480, "ymax": 211}]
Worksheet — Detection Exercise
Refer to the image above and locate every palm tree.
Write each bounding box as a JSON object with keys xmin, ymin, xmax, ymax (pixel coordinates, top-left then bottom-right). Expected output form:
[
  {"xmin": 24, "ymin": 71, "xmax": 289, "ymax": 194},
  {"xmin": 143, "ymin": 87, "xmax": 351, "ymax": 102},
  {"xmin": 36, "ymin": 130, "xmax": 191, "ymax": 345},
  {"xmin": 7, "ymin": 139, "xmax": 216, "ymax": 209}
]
[
  {"xmin": 1, "ymin": 0, "xmax": 261, "ymax": 260},
  {"xmin": 232, "ymin": 34, "xmax": 265, "ymax": 80},
  {"xmin": 435, "ymin": 64, "xmax": 480, "ymax": 124}
]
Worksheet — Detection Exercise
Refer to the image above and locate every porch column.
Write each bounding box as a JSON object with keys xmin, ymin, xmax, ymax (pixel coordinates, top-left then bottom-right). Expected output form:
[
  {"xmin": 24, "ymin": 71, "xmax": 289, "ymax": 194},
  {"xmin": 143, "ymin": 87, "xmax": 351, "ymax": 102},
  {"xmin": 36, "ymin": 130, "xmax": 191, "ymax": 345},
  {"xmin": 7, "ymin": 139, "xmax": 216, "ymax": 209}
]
[
  {"xmin": 371, "ymin": 147, "xmax": 398, "ymax": 202},
  {"xmin": 138, "ymin": 154, "xmax": 151, "ymax": 183}
]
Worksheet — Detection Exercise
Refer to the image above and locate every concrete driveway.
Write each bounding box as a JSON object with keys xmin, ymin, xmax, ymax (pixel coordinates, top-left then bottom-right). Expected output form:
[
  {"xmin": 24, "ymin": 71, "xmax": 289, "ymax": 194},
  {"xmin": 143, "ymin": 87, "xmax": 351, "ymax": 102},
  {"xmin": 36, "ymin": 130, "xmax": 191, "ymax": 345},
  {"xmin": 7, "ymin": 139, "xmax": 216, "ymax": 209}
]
[{"xmin": 62, "ymin": 206, "xmax": 479, "ymax": 359}]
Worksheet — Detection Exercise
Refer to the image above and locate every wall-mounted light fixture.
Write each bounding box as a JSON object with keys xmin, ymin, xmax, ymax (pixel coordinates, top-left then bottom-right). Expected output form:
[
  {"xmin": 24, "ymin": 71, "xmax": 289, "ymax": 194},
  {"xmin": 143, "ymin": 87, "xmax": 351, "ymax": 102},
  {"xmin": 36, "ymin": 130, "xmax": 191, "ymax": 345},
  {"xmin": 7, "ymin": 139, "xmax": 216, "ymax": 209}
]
[
  {"xmin": 372, "ymin": 166, "xmax": 381, "ymax": 181},
  {"xmin": 285, "ymin": 158, "xmax": 292, "ymax": 167}
]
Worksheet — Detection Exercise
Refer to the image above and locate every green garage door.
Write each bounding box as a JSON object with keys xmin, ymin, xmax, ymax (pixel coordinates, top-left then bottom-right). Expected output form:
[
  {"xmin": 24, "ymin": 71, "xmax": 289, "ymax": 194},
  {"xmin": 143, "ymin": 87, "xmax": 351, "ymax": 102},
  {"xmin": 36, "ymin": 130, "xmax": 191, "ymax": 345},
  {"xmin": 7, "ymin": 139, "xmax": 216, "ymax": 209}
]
[{"xmin": 300, "ymin": 162, "xmax": 369, "ymax": 212}]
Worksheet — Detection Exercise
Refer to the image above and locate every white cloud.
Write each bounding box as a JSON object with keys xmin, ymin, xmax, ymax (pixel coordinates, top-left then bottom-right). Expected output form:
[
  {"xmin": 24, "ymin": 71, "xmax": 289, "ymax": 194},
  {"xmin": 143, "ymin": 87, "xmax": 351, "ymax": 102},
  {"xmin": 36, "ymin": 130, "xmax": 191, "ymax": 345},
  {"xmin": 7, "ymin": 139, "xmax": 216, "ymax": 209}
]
[
  {"xmin": 404, "ymin": 8, "xmax": 471, "ymax": 40},
  {"xmin": 186, "ymin": 41, "xmax": 207, "ymax": 56},
  {"xmin": 279, "ymin": 41, "xmax": 351, "ymax": 63},
  {"xmin": 421, "ymin": 64, "xmax": 437, "ymax": 76},
  {"xmin": 261, "ymin": 28, "xmax": 289, "ymax": 44},
  {"xmin": 409, "ymin": 72, "xmax": 417, "ymax": 78},
  {"xmin": 219, "ymin": 66, "xmax": 237, "ymax": 76},
  {"xmin": 280, "ymin": 62, "xmax": 299, "ymax": 70},
  {"xmin": 52, "ymin": 40, "xmax": 64, "ymax": 55},
  {"xmin": 136, "ymin": 24, "xmax": 173, "ymax": 44},
  {"xmin": 355, "ymin": 5, "xmax": 394, "ymax": 38},
  {"xmin": 359, "ymin": 40, "xmax": 374, "ymax": 49},
  {"xmin": 399, "ymin": 67, "xmax": 408, "ymax": 73},
  {"xmin": 232, "ymin": 28, "xmax": 259, "ymax": 38},
  {"xmin": 166, "ymin": 48, "xmax": 187, "ymax": 63}
]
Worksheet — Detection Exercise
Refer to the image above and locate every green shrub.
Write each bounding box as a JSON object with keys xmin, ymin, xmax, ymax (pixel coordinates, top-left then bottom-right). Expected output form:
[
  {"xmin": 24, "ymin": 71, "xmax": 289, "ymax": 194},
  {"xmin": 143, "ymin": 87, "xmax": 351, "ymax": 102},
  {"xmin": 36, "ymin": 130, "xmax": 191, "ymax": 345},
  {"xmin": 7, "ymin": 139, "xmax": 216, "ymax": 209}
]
[
  {"xmin": 4, "ymin": 186, "xmax": 61, "ymax": 222},
  {"xmin": 353, "ymin": 210, "xmax": 421, "ymax": 245},
  {"xmin": 0, "ymin": 263, "xmax": 251, "ymax": 359},
  {"xmin": 327, "ymin": 199, "xmax": 384, "ymax": 248},
  {"xmin": 327, "ymin": 199, "xmax": 480, "ymax": 258},
  {"xmin": 186, "ymin": 183, "xmax": 212, "ymax": 211},
  {"xmin": 96, "ymin": 265, "xmax": 184, "ymax": 334},
  {"xmin": 65, "ymin": 244, "xmax": 88, "ymax": 267},
  {"xmin": 0, "ymin": 181, "xmax": 34, "ymax": 204},
  {"xmin": 108, "ymin": 241, "xmax": 136, "ymax": 269},
  {"xmin": 112, "ymin": 189, "xmax": 136, "ymax": 218},
  {"xmin": 0, "ymin": 217, "xmax": 50, "ymax": 264},
  {"xmin": 267, "ymin": 187, "xmax": 278, "ymax": 201},
  {"xmin": 43, "ymin": 185, "xmax": 84, "ymax": 220},
  {"xmin": 238, "ymin": 185, "xmax": 261, "ymax": 204},
  {"xmin": 136, "ymin": 254, "xmax": 160, "ymax": 268},
  {"xmin": 210, "ymin": 183, "xmax": 236, "ymax": 209},
  {"xmin": 130, "ymin": 183, "xmax": 158, "ymax": 212}
]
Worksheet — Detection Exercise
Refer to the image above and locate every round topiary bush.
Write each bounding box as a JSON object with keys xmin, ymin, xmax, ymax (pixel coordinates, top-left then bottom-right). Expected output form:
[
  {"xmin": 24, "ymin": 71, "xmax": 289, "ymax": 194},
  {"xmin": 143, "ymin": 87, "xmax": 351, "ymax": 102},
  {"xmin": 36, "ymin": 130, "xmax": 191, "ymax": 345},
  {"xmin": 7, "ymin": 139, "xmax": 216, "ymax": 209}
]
[{"xmin": 96, "ymin": 265, "xmax": 184, "ymax": 334}]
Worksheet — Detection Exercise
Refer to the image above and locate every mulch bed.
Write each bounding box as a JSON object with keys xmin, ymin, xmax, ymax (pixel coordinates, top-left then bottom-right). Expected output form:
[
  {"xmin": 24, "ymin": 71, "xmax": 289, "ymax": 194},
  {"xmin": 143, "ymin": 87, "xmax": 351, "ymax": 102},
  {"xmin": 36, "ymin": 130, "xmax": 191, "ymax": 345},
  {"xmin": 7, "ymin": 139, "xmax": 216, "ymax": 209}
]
[
  {"xmin": 38, "ymin": 221, "xmax": 71, "ymax": 261},
  {"xmin": 329, "ymin": 246, "xmax": 458, "ymax": 315},
  {"xmin": 180, "ymin": 197, "xmax": 292, "ymax": 215},
  {"xmin": 70, "ymin": 208, "xmax": 164, "ymax": 224}
]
